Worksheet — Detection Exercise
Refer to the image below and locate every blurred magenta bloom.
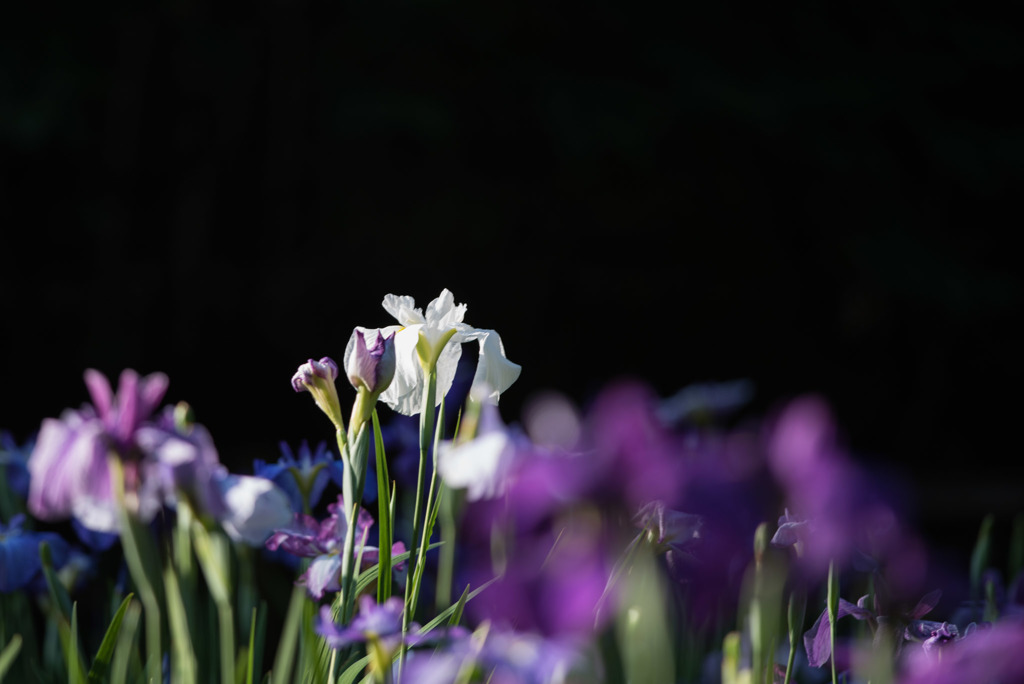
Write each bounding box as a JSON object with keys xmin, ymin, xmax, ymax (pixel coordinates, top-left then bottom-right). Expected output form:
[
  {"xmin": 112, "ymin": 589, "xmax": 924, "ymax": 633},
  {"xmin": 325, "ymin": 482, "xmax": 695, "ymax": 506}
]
[
  {"xmin": 898, "ymin": 621, "xmax": 1024, "ymax": 684},
  {"xmin": 463, "ymin": 510, "xmax": 612, "ymax": 638},
  {"xmin": 580, "ymin": 381, "xmax": 685, "ymax": 511},
  {"xmin": 633, "ymin": 500, "xmax": 702, "ymax": 583},
  {"xmin": 316, "ymin": 595, "xmax": 411, "ymax": 651},
  {"xmin": 767, "ymin": 395, "xmax": 926, "ymax": 592},
  {"xmin": 402, "ymin": 627, "xmax": 585, "ymax": 684},
  {"xmin": 27, "ymin": 368, "xmax": 170, "ymax": 532}
]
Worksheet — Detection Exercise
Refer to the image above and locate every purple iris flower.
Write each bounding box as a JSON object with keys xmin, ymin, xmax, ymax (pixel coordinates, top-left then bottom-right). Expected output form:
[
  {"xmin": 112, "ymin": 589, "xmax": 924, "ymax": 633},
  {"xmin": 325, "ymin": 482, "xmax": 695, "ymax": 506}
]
[
  {"xmin": 266, "ymin": 494, "xmax": 403, "ymax": 598},
  {"xmin": 253, "ymin": 441, "xmax": 346, "ymax": 513},
  {"xmin": 27, "ymin": 369, "xmax": 171, "ymax": 532},
  {"xmin": 0, "ymin": 514, "xmax": 69, "ymax": 592},
  {"xmin": 804, "ymin": 588, "xmax": 943, "ymax": 668}
]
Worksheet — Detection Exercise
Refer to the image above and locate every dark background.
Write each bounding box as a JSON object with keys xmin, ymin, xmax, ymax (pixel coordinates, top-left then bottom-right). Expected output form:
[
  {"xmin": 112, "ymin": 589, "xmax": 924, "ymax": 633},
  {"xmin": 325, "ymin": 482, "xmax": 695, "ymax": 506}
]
[{"xmin": 2, "ymin": 2, "xmax": 1021, "ymax": 561}]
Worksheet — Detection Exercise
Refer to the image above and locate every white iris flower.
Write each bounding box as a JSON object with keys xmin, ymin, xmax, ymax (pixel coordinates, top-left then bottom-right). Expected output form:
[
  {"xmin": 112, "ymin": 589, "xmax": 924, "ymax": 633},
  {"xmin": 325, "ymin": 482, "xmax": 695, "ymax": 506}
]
[{"xmin": 352, "ymin": 289, "xmax": 521, "ymax": 416}]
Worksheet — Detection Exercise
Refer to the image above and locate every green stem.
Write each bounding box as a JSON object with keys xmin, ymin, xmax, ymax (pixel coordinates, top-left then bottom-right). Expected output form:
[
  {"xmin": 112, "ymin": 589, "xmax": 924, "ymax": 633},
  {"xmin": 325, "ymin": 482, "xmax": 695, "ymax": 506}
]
[
  {"xmin": 372, "ymin": 409, "xmax": 393, "ymax": 603},
  {"xmin": 110, "ymin": 458, "xmax": 163, "ymax": 684},
  {"xmin": 783, "ymin": 589, "xmax": 806, "ymax": 684},
  {"xmin": 340, "ymin": 424, "xmax": 371, "ymax": 624},
  {"xmin": 828, "ymin": 561, "xmax": 839, "ymax": 684},
  {"xmin": 403, "ymin": 369, "xmax": 436, "ymax": 631}
]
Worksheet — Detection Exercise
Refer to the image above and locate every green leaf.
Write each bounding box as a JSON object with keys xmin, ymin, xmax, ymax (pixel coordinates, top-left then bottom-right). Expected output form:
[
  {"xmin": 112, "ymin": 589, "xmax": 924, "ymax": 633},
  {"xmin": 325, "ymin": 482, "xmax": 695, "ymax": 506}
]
[
  {"xmin": 164, "ymin": 563, "xmax": 198, "ymax": 684},
  {"xmin": 970, "ymin": 515, "xmax": 995, "ymax": 600},
  {"xmin": 39, "ymin": 540, "xmax": 73, "ymax": 622},
  {"xmin": 372, "ymin": 409, "xmax": 393, "ymax": 603},
  {"xmin": 110, "ymin": 600, "xmax": 141, "ymax": 684},
  {"xmin": 68, "ymin": 602, "xmax": 87, "ymax": 684},
  {"xmin": 447, "ymin": 585, "xmax": 470, "ymax": 628},
  {"xmin": 336, "ymin": 655, "xmax": 371, "ymax": 684},
  {"xmin": 417, "ymin": 576, "xmax": 498, "ymax": 636},
  {"xmin": 87, "ymin": 594, "xmax": 135, "ymax": 684},
  {"xmin": 356, "ymin": 543, "xmax": 444, "ymax": 597},
  {"xmin": 247, "ymin": 603, "xmax": 266, "ymax": 684},
  {"xmin": 271, "ymin": 583, "xmax": 307, "ymax": 684},
  {"xmin": 0, "ymin": 634, "xmax": 23, "ymax": 679}
]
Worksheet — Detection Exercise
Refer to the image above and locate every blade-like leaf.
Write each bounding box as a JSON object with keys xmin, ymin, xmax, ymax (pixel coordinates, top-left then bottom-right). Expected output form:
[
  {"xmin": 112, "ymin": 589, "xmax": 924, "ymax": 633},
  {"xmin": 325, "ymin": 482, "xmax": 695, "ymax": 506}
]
[
  {"xmin": 355, "ymin": 543, "xmax": 444, "ymax": 597},
  {"xmin": 68, "ymin": 602, "xmax": 86, "ymax": 684},
  {"xmin": 110, "ymin": 600, "xmax": 141, "ymax": 684},
  {"xmin": 417, "ymin": 576, "xmax": 498, "ymax": 636},
  {"xmin": 0, "ymin": 634, "xmax": 23, "ymax": 679},
  {"xmin": 271, "ymin": 583, "xmax": 306, "ymax": 684},
  {"xmin": 336, "ymin": 655, "xmax": 371, "ymax": 684},
  {"xmin": 87, "ymin": 593, "xmax": 135, "ymax": 684},
  {"xmin": 447, "ymin": 585, "xmax": 470, "ymax": 628},
  {"xmin": 39, "ymin": 540, "xmax": 73, "ymax": 621},
  {"xmin": 372, "ymin": 409, "xmax": 393, "ymax": 603},
  {"xmin": 164, "ymin": 563, "xmax": 198, "ymax": 684}
]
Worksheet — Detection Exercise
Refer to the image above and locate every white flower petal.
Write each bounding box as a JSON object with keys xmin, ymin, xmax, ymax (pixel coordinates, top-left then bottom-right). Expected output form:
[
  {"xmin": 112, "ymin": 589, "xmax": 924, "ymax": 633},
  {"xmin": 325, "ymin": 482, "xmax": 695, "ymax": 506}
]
[
  {"xmin": 424, "ymin": 288, "xmax": 466, "ymax": 329},
  {"xmin": 459, "ymin": 328, "xmax": 522, "ymax": 404},
  {"xmin": 437, "ymin": 431, "xmax": 513, "ymax": 501},
  {"xmin": 379, "ymin": 324, "xmax": 463, "ymax": 416},
  {"xmin": 217, "ymin": 475, "xmax": 293, "ymax": 546},
  {"xmin": 382, "ymin": 294, "xmax": 425, "ymax": 326}
]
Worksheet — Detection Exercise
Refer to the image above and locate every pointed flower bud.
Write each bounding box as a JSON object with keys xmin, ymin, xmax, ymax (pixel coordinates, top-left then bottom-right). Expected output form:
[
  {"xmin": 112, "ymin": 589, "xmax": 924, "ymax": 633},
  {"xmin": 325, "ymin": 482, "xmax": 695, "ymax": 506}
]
[
  {"xmin": 344, "ymin": 329, "xmax": 396, "ymax": 395},
  {"xmin": 292, "ymin": 357, "xmax": 344, "ymax": 430}
]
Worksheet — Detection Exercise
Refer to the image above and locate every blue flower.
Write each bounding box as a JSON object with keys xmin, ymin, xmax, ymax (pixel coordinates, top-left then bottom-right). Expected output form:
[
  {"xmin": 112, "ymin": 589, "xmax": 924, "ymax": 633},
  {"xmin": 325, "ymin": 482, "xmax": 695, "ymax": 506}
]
[
  {"xmin": 254, "ymin": 441, "xmax": 345, "ymax": 513},
  {"xmin": 0, "ymin": 430, "xmax": 32, "ymax": 500},
  {"xmin": 0, "ymin": 514, "xmax": 69, "ymax": 593}
]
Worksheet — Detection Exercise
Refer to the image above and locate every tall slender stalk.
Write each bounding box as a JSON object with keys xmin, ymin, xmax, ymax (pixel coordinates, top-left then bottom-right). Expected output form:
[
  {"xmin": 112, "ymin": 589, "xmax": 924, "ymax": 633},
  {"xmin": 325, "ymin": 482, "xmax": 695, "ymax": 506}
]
[
  {"xmin": 403, "ymin": 369, "xmax": 437, "ymax": 631},
  {"xmin": 827, "ymin": 561, "xmax": 839, "ymax": 684},
  {"xmin": 109, "ymin": 457, "xmax": 163, "ymax": 684}
]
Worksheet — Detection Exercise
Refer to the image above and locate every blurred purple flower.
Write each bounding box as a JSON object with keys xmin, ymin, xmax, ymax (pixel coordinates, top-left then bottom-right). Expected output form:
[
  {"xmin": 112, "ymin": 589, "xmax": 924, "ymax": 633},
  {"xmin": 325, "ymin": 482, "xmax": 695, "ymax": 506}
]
[
  {"xmin": 633, "ymin": 500, "xmax": 702, "ymax": 583},
  {"xmin": 402, "ymin": 627, "xmax": 586, "ymax": 684},
  {"xmin": 766, "ymin": 396, "xmax": 926, "ymax": 593},
  {"xmin": 26, "ymin": 369, "xmax": 171, "ymax": 532},
  {"xmin": 898, "ymin": 621, "xmax": 1024, "ymax": 684},
  {"xmin": 463, "ymin": 517, "xmax": 612, "ymax": 638},
  {"xmin": 579, "ymin": 381, "xmax": 685, "ymax": 511},
  {"xmin": 0, "ymin": 514, "xmax": 69, "ymax": 592},
  {"xmin": 316, "ymin": 596, "xmax": 409, "ymax": 650}
]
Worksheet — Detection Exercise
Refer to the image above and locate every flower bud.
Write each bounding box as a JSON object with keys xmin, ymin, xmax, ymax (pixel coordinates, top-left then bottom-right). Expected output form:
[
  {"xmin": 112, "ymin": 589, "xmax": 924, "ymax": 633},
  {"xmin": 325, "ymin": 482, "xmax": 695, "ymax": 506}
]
[
  {"xmin": 292, "ymin": 357, "xmax": 344, "ymax": 430},
  {"xmin": 344, "ymin": 329, "xmax": 396, "ymax": 395}
]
